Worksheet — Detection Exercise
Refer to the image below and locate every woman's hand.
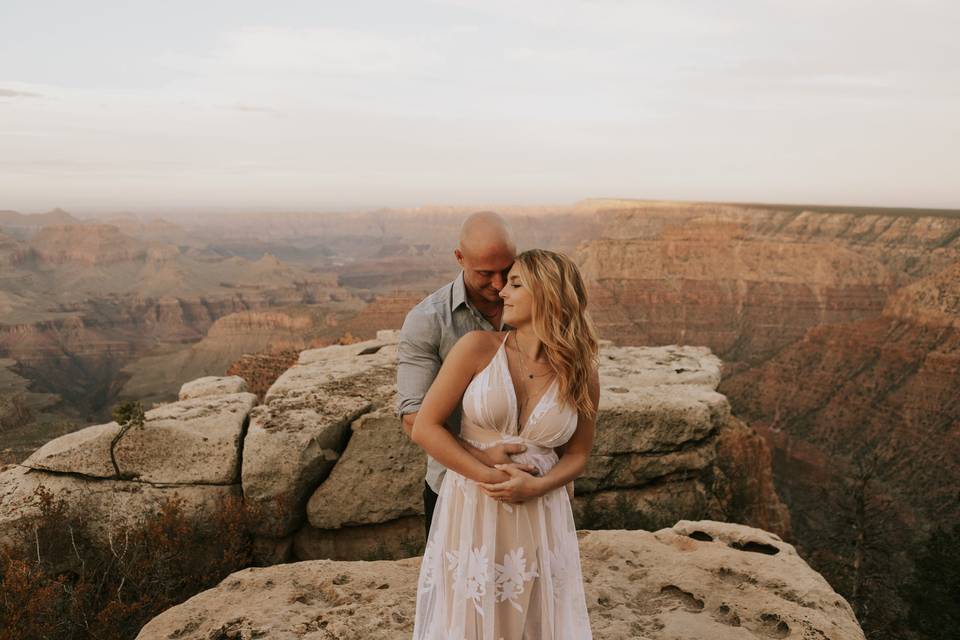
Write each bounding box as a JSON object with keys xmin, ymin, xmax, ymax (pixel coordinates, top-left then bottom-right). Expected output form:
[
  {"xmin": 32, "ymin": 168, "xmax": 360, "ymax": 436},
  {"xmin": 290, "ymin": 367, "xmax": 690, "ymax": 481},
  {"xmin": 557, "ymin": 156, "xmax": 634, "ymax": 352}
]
[{"xmin": 478, "ymin": 463, "xmax": 546, "ymax": 504}]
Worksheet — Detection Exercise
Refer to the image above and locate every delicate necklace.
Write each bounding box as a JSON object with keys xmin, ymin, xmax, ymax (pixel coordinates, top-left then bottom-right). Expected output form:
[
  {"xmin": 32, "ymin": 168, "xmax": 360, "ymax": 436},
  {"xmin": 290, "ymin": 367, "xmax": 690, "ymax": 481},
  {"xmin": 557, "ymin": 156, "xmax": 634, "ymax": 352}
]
[
  {"xmin": 513, "ymin": 331, "xmax": 552, "ymax": 379},
  {"xmin": 512, "ymin": 331, "xmax": 552, "ymax": 432}
]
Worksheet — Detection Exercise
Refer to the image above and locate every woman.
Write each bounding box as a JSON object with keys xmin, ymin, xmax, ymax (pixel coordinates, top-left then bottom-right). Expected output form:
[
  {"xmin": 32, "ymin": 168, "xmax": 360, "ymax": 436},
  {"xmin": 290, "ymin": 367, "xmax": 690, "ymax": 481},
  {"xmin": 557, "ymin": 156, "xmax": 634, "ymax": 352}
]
[{"xmin": 411, "ymin": 249, "xmax": 599, "ymax": 639}]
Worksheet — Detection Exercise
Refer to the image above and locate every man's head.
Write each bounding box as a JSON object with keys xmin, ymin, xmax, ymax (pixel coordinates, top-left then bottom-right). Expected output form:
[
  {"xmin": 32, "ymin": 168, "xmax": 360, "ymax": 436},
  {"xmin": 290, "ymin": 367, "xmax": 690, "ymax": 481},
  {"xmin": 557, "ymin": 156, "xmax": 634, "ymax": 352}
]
[{"xmin": 455, "ymin": 211, "xmax": 517, "ymax": 304}]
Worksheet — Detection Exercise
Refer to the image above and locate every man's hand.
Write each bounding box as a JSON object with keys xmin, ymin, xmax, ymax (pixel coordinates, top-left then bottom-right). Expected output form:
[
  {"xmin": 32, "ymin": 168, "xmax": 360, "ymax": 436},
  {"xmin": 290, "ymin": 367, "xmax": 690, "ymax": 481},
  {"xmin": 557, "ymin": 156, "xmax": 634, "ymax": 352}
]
[
  {"xmin": 479, "ymin": 441, "xmax": 528, "ymax": 466},
  {"xmin": 461, "ymin": 439, "xmax": 536, "ymax": 473},
  {"xmin": 478, "ymin": 463, "xmax": 546, "ymax": 504},
  {"xmin": 401, "ymin": 412, "xmax": 416, "ymax": 438}
]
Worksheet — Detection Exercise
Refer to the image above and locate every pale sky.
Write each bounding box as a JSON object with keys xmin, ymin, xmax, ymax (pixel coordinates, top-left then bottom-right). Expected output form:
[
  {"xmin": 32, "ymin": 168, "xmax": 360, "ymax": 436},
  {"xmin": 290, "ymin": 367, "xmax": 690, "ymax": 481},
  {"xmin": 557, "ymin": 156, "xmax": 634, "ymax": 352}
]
[{"xmin": 1, "ymin": 0, "xmax": 958, "ymax": 213}]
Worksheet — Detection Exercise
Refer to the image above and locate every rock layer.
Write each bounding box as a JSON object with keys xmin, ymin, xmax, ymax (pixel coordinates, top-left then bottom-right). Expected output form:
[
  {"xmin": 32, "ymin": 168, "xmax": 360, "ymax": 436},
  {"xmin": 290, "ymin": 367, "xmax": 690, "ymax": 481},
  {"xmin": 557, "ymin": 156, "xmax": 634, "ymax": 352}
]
[
  {"xmin": 135, "ymin": 521, "xmax": 864, "ymax": 640},
  {"xmin": 1, "ymin": 331, "xmax": 789, "ymax": 574}
]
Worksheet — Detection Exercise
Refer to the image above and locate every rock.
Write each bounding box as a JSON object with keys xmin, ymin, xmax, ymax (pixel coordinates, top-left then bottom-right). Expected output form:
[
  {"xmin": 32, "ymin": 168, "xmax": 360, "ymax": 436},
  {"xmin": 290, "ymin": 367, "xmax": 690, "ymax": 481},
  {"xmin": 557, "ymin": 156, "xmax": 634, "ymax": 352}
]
[
  {"xmin": 580, "ymin": 522, "xmax": 865, "ymax": 640},
  {"xmin": 376, "ymin": 329, "xmax": 400, "ymax": 343},
  {"xmin": 241, "ymin": 339, "xmax": 399, "ymax": 537},
  {"xmin": 22, "ymin": 421, "xmax": 122, "ymax": 478},
  {"xmin": 293, "ymin": 516, "xmax": 424, "ymax": 562},
  {"xmin": 22, "ymin": 392, "xmax": 258, "ymax": 485},
  {"xmin": 594, "ymin": 384, "xmax": 728, "ymax": 451},
  {"xmin": 578, "ymin": 442, "xmax": 715, "ymax": 493},
  {"xmin": 573, "ymin": 479, "xmax": 720, "ymax": 531},
  {"xmin": 306, "ymin": 410, "xmax": 424, "ymax": 529},
  {"xmin": 178, "ymin": 375, "xmax": 248, "ymax": 400},
  {"xmin": 252, "ymin": 534, "xmax": 295, "ymax": 566},
  {"xmin": 135, "ymin": 522, "xmax": 865, "ymax": 640},
  {"xmin": 0, "ymin": 464, "xmax": 240, "ymax": 552},
  {"xmin": 136, "ymin": 556, "xmax": 421, "ymax": 640},
  {"xmin": 568, "ymin": 345, "xmax": 743, "ymax": 531},
  {"xmin": 713, "ymin": 415, "xmax": 792, "ymax": 539},
  {"xmin": 114, "ymin": 392, "xmax": 257, "ymax": 484}
]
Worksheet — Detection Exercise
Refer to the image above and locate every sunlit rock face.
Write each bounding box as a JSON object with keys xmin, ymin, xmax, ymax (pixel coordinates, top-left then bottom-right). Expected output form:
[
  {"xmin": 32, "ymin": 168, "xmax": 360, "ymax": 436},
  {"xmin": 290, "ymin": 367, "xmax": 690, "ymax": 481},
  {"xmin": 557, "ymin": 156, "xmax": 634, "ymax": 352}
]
[{"xmin": 134, "ymin": 522, "xmax": 864, "ymax": 640}]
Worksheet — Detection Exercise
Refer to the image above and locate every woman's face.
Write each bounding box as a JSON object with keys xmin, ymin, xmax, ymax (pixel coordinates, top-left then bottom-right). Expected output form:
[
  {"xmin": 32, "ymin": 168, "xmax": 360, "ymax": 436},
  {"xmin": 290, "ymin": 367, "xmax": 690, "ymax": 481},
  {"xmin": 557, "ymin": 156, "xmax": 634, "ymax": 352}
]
[{"xmin": 499, "ymin": 264, "xmax": 534, "ymax": 326}]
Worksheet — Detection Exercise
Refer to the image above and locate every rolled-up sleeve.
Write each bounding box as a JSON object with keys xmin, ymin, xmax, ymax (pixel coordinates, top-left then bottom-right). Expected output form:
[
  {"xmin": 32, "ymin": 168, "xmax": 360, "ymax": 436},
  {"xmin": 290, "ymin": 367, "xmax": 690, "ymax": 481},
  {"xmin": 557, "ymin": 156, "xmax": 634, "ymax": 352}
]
[{"xmin": 396, "ymin": 307, "xmax": 441, "ymax": 417}]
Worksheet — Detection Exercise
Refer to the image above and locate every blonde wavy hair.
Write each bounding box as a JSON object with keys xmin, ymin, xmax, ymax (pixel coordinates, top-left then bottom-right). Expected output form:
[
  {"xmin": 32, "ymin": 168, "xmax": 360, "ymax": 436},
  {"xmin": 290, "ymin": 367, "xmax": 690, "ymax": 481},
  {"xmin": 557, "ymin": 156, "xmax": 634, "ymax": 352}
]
[{"xmin": 513, "ymin": 249, "xmax": 599, "ymax": 420}]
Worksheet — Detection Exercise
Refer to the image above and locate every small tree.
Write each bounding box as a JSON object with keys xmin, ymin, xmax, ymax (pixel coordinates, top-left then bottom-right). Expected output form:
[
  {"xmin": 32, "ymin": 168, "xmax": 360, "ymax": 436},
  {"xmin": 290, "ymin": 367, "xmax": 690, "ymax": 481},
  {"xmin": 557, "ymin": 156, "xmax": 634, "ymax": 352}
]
[
  {"xmin": 109, "ymin": 401, "xmax": 145, "ymax": 478},
  {"xmin": 825, "ymin": 448, "xmax": 911, "ymax": 639}
]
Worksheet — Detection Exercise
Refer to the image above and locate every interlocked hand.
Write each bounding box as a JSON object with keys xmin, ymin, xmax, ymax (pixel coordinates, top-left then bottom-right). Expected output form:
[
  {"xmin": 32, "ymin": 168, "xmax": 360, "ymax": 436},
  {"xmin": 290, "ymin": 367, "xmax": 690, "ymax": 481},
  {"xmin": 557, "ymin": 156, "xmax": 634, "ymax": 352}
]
[{"xmin": 478, "ymin": 463, "xmax": 544, "ymax": 504}]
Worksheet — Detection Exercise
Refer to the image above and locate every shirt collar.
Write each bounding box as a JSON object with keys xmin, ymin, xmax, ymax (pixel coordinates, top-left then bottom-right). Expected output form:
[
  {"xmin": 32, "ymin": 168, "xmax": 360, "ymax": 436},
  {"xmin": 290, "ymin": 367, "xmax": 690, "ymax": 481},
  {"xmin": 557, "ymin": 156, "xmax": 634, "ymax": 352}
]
[{"xmin": 451, "ymin": 270, "xmax": 468, "ymax": 311}]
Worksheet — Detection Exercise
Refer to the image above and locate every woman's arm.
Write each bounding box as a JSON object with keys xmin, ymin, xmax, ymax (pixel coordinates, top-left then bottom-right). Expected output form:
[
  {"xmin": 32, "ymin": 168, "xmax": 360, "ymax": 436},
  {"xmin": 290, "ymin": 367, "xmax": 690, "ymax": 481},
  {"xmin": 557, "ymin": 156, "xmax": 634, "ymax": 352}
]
[
  {"xmin": 479, "ymin": 365, "xmax": 600, "ymax": 502},
  {"xmin": 411, "ymin": 332, "xmax": 510, "ymax": 485}
]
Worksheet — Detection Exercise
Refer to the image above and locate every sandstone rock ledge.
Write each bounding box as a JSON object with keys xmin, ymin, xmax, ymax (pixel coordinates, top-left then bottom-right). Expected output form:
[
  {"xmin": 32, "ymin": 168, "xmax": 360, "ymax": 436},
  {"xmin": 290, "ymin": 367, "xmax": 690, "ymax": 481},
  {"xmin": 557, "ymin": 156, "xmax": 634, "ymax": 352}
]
[{"xmin": 136, "ymin": 521, "xmax": 863, "ymax": 640}]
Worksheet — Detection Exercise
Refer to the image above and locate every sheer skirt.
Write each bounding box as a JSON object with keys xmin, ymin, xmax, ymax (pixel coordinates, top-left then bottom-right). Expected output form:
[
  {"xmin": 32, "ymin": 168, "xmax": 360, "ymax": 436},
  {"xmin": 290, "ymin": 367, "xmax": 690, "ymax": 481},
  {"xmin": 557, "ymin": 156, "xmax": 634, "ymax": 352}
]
[{"xmin": 413, "ymin": 446, "xmax": 591, "ymax": 640}]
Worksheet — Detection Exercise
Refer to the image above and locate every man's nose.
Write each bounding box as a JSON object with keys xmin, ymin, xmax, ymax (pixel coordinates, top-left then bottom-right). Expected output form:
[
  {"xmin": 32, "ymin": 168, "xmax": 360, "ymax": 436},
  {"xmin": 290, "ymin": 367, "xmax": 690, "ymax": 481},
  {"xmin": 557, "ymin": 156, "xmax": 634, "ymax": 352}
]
[{"xmin": 491, "ymin": 273, "xmax": 506, "ymax": 291}]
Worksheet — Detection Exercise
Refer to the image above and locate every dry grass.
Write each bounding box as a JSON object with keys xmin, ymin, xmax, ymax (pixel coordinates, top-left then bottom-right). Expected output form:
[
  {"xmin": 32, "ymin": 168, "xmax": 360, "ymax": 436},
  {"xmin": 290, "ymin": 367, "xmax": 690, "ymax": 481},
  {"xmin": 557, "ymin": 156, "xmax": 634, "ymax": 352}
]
[{"xmin": 0, "ymin": 484, "xmax": 267, "ymax": 639}]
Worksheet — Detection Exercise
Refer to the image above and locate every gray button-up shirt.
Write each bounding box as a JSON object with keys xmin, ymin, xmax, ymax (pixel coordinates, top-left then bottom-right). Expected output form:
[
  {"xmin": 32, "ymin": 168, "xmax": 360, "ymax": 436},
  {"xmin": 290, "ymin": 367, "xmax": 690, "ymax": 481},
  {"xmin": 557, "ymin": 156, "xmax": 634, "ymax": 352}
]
[{"xmin": 397, "ymin": 271, "xmax": 504, "ymax": 493}]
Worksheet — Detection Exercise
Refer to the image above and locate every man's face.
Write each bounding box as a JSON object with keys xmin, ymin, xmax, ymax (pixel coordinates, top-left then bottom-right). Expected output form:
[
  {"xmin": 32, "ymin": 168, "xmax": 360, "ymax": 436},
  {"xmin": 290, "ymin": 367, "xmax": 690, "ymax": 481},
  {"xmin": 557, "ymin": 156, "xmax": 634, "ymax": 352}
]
[{"xmin": 456, "ymin": 246, "xmax": 515, "ymax": 304}]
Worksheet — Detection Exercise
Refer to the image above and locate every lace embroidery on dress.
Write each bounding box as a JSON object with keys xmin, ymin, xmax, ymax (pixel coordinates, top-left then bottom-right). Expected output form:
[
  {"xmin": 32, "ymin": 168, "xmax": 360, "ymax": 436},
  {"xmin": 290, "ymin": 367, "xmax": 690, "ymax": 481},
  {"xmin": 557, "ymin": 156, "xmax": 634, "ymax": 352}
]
[
  {"xmin": 495, "ymin": 547, "xmax": 539, "ymax": 612},
  {"xmin": 446, "ymin": 545, "xmax": 491, "ymax": 615}
]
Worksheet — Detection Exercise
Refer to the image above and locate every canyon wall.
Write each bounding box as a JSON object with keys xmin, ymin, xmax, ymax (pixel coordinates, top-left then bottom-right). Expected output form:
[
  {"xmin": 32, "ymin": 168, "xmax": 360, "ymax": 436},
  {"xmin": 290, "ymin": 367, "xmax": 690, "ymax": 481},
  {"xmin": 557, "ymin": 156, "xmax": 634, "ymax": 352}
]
[{"xmin": 577, "ymin": 202, "xmax": 960, "ymax": 370}]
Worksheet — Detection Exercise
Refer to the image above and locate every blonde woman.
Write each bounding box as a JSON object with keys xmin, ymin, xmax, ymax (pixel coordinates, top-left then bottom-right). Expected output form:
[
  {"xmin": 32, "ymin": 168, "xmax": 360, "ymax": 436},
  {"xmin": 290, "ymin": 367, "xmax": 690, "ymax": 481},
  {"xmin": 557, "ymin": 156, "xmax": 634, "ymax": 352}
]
[{"xmin": 411, "ymin": 249, "xmax": 599, "ymax": 639}]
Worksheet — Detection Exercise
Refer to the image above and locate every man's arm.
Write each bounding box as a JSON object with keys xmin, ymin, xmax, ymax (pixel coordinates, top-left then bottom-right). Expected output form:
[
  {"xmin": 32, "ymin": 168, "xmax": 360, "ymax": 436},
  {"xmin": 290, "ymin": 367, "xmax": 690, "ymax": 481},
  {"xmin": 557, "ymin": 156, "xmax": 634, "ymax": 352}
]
[
  {"xmin": 403, "ymin": 412, "xmax": 525, "ymax": 467},
  {"xmin": 411, "ymin": 332, "xmax": 511, "ymax": 484},
  {"xmin": 396, "ymin": 309, "xmax": 441, "ymax": 436},
  {"xmin": 396, "ymin": 310, "xmax": 529, "ymax": 466}
]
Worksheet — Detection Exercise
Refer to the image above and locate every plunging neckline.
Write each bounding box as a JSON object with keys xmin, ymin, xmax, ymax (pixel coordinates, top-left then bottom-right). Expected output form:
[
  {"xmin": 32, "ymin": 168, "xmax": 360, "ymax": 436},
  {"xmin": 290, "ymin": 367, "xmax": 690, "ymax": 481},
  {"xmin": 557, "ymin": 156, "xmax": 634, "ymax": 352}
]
[{"xmin": 497, "ymin": 332, "xmax": 556, "ymax": 435}]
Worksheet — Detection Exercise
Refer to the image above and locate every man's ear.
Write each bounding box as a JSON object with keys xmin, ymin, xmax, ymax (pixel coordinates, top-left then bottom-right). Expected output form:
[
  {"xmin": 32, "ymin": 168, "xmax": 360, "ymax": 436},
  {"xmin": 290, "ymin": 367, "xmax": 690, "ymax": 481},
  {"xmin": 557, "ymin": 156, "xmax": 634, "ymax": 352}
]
[{"xmin": 454, "ymin": 248, "xmax": 464, "ymax": 266}]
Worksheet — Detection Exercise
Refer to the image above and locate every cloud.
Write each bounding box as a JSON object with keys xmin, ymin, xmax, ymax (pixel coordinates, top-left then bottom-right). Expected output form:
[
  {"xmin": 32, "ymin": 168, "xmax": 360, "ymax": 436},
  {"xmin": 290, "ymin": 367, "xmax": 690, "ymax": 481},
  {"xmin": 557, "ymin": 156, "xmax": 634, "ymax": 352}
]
[
  {"xmin": 0, "ymin": 88, "xmax": 41, "ymax": 98},
  {"xmin": 158, "ymin": 26, "xmax": 437, "ymax": 79},
  {"xmin": 227, "ymin": 103, "xmax": 281, "ymax": 115}
]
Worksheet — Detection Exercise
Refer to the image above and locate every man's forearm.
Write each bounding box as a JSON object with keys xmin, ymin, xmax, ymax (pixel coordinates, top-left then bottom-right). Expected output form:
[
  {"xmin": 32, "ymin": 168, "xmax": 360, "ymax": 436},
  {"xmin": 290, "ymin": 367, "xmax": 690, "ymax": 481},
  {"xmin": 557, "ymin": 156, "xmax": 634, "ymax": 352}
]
[
  {"xmin": 403, "ymin": 412, "xmax": 523, "ymax": 469},
  {"xmin": 458, "ymin": 437, "xmax": 494, "ymax": 467},
  {"xmin": 401, "ymin": 412, "xmax": 416, "ymax": 437}
]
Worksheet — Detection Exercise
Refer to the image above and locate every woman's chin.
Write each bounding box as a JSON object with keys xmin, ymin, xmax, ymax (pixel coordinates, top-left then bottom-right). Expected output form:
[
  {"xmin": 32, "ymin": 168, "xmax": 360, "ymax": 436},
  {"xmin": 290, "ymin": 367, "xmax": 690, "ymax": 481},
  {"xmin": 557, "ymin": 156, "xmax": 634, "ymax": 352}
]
[{"xmin": 503, "ymin": 311, "xmax": 528, "ymax": 327}]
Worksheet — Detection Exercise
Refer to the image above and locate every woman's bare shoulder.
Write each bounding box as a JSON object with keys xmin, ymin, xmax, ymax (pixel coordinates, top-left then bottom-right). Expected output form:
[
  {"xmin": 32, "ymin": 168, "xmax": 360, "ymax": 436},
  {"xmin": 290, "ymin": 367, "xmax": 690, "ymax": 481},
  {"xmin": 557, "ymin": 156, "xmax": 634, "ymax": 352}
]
[
  {"xmin": 449, "ymin": 330, "xmax": 507, "ymax": 368},
  {"xmin": 460, "ymin": 329, "xmax": 507, "ymax": 345}
]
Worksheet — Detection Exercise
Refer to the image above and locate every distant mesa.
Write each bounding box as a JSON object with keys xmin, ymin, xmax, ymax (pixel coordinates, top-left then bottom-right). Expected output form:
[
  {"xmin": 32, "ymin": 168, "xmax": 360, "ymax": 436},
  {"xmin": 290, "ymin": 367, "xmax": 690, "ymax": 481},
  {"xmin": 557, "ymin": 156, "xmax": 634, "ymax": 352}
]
[
  {"xmin": 0, "ymin": 208, "xmax": 80, "ymax": 228},
  {"xmin": 29, "ymin": 223, "xmax": 147, "ymax": 266}
]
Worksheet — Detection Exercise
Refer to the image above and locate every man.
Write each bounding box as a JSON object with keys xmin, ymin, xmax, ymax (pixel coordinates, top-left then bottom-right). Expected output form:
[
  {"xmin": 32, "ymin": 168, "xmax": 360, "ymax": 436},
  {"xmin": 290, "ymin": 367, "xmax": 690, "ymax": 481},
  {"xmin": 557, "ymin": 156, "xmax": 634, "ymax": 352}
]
[{"xmin": 397, "ymin": 211, "xmax": 528, "ymax": 538}]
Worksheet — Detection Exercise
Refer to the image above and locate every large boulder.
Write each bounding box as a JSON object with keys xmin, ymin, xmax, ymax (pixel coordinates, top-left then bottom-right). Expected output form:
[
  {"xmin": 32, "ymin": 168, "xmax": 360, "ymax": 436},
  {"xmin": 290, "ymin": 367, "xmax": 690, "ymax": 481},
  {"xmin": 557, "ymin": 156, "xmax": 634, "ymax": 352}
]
[
  {"xmin": 178, "ymin": 375, "xmax": 248, "ymax": 401},
  {"xmin": 241, "ymin": 337, "xmax": 401, "ymax": 538},
  {"xmin": 306, "ymin": 409, "xmax": 424, "ymax": 529},
  {"xmin": 22, "ymin": 392, "xmax": 257, "ymax": 484},
  {"xmin": 114, "ymin": 392, "xmax": 257, "ymax": 484},
  {"xmin": 135, "ymin": 521, "xmax": 865, "ymax": 640}
]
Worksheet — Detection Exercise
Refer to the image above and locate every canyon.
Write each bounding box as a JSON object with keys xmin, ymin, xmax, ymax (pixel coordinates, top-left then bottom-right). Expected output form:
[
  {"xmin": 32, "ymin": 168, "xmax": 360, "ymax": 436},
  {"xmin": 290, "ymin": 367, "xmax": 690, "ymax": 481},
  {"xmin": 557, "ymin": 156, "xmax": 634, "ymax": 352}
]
[{"xmin": 1, "ymin": 200, "xmax": 958, "ymax": 638}]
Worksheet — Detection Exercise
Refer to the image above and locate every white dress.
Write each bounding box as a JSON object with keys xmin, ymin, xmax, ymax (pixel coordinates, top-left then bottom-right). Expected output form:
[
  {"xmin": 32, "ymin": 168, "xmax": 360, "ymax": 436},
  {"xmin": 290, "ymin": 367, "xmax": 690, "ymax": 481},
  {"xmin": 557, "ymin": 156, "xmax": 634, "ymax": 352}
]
[{"xmin": 413, "ymin": 333, "xmax": 592, "ymax": 640}]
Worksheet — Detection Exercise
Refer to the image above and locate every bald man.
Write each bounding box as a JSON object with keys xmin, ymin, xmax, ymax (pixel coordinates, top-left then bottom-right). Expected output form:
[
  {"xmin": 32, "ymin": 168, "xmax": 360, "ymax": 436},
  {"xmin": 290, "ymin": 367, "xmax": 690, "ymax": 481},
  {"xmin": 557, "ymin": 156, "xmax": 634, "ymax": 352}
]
[{"xmin": 397, "ymin": 211, "xmax": 528, "ymax": 538}]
